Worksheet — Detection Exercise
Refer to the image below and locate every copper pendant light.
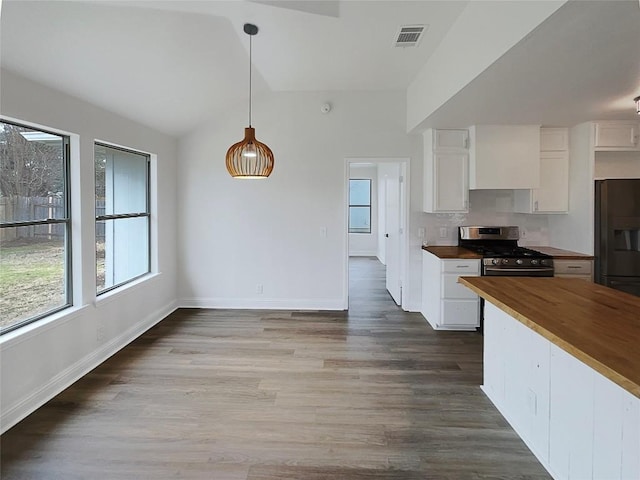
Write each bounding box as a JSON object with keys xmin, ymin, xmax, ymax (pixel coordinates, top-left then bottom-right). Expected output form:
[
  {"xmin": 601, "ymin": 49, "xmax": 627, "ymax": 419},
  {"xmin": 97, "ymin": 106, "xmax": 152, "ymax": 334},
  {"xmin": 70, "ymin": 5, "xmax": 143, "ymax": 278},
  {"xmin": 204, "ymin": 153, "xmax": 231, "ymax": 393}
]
[{"xmin": 225, "ymin": 23, "xmax": 274, "ymax": 179}]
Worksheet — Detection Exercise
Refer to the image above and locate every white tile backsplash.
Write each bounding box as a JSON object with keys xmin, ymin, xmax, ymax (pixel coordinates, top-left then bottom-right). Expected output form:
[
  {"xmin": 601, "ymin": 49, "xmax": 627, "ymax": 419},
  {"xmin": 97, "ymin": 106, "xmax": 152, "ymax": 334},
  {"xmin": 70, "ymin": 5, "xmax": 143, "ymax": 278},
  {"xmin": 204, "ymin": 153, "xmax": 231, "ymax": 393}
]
[{"xmin": 420, "ymin": 190, "xmax": 550, "ymax": 246}]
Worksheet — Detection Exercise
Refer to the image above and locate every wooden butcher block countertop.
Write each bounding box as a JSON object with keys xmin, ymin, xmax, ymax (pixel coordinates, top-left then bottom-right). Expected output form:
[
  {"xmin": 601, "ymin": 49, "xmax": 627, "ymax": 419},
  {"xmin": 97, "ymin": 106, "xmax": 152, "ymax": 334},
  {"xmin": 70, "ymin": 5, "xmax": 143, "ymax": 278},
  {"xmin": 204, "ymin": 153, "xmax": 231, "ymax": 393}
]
[
  {"xmin": 528, "ymin": 246, "xmax": 595, "ymax": 260},
  {"xmin": 459, "ymin": 276, "xmax": 640, "ymax": 398},
  {"xmin": 421, "ymin": 246, "xmax": 482, "ymax": 259}
]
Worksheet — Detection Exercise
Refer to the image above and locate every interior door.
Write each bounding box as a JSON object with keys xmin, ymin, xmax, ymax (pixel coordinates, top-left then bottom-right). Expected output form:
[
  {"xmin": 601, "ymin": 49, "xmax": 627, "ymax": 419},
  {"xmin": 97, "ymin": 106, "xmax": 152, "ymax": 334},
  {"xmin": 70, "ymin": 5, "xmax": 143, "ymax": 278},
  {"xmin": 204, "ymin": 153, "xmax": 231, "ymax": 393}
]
[{"xmin": 385, "ymin": 166, "xmax": 401, "ymax": 305}]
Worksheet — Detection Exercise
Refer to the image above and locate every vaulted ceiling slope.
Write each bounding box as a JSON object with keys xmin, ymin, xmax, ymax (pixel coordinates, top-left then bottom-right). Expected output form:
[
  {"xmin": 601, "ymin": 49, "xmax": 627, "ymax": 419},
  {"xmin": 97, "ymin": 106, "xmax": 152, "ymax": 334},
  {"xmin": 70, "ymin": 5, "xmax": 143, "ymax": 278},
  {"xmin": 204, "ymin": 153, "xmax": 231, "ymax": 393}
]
[
  {"xmin": 0, "ymin": 0, "xmax": 467, "ymax": 136},
  {"xmin": 420, "ymin": 0, "xmax": 640, "ymax": 129}
]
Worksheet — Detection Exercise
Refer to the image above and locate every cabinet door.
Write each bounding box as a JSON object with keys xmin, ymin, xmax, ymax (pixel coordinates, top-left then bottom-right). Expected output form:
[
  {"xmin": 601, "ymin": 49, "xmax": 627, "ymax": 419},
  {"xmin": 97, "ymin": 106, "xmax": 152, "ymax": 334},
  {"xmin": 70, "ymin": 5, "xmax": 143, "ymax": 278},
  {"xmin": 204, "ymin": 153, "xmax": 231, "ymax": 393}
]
[
  {"xmin": 533, "ymin": 151, "xmax": 569, "ymax": 213},
  {"xmin": 441, "ymin": 300, "xmax": 479, "ymax": 327},
  {"xmin": 594, "ymin": 122, "xmax": 640, "ymax": 150},
  {"xmin": 434, "ymin": 129, "xmax": 468, "ymax": 150},
  {"xmin": 433, "ymin": 152, "xmax": 468, "ymax": 212},
  {"xmin": 540, "ymin": 128, "xmax": 568, "ymax": 152},
  {"xmin": 469, "ymin": 125, "xmax": 540, "ymax": 189}
]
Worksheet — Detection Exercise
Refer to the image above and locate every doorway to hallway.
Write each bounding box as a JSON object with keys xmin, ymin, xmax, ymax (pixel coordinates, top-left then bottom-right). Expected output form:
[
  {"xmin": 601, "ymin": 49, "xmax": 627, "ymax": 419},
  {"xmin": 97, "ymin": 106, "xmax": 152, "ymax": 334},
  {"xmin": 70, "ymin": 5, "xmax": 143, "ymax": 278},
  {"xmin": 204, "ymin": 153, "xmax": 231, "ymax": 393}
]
[{"xmin": 345, "ymin": 157, "xmax": 409, "ymax": 311}]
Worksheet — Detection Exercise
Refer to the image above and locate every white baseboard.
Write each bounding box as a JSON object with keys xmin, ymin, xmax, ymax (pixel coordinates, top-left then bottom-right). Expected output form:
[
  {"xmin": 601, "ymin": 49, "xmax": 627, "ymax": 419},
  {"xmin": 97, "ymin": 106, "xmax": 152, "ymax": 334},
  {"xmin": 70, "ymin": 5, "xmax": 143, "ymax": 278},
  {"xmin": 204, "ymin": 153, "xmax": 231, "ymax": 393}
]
[
  {"xmin": 1, "ymin": 301, "xmax": 178, "ymax": 434},
  {"xmin": 349, "ymin": 251, "xmax": 378, "ymax": 257},
  {"xmin": 402, "ymin": 301, "xmax": 422, "ymax": 312},
  {"xmin": 179, "ymin": 297, "xmax": 345, "ymax": 311}
]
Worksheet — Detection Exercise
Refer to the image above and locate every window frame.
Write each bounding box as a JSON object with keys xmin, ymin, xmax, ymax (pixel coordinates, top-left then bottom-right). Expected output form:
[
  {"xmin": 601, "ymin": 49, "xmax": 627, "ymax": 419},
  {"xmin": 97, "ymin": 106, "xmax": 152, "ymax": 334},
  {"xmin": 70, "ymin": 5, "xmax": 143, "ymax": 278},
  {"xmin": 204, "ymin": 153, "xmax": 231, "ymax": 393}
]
[
  {"xmin": 95, "ymin": 142, "xmax": 151, "ymax": 295},
  {"xmin": 348, "ymin": 178, "xmax": 372, "ymax": 234},
  {"xmin": 0, "ymin": 119, "xmax": 72, "ymax": 335}
]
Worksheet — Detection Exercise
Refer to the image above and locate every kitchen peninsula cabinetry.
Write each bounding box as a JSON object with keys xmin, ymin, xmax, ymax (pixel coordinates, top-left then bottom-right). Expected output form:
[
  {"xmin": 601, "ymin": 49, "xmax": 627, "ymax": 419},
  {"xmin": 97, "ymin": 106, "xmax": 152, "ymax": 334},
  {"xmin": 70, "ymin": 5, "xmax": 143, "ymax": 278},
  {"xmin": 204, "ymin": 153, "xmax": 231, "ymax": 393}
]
[
  {"xmin": 594, "ymin": 121, "xmax": 640, "ymax": 151},
  {"xmin": 421, "ymin": 248, "xmax": 480, "ymax": 330},
  {"xmin": 514, "ymin": 128, "xmax": 569, "ymax": 214},
  {"xmin": 460, "ymin": 277, "xmax": 640, "ymax": 480},
  {"xmin": 468, "ymin": 125, "xmax": 540, "ymax": 190},
  {"xmin": 423, "ymin": 129, "xmax": 469, "ymax": 213}
]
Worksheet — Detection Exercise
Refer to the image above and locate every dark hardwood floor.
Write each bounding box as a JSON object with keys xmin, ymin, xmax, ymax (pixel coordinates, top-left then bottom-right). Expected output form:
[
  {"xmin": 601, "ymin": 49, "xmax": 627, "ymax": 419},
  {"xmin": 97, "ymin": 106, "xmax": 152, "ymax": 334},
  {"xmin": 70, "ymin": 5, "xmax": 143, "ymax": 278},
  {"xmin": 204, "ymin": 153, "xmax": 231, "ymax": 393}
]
[{"xmin": 0, "ymin": 257, "xmax": 550, "ymax": 479}]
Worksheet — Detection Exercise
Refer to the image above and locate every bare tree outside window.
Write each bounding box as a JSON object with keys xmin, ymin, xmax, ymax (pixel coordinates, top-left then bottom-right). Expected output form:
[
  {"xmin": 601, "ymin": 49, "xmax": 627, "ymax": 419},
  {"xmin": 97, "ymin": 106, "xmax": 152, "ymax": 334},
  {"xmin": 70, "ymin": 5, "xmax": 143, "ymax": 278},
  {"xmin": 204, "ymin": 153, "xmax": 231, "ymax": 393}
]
[{"xmin": 0, "ymin": 120, "xmax": 71, "ymax": 333}]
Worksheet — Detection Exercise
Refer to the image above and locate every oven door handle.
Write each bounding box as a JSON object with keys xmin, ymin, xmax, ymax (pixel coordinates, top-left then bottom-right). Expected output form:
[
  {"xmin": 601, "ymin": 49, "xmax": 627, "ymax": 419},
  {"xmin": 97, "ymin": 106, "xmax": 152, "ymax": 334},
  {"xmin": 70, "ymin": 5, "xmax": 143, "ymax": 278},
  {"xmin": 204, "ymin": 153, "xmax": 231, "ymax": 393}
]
[{"xmin": 484, "ymin": 267, "xmax": 555, "ymax": 274}]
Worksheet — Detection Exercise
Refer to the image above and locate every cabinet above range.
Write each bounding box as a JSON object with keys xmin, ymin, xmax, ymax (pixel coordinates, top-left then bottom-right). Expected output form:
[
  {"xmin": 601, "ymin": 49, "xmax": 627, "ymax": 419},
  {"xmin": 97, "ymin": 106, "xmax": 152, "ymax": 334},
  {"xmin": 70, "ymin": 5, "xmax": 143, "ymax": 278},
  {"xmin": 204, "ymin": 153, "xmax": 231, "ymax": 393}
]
[
  {"xmin": 469, "ymin": 125, "xmax": 540, "ymax": 190},
  {"xmin": 423, "ymin": 125, "xmax": 568, "ymax": 214}
]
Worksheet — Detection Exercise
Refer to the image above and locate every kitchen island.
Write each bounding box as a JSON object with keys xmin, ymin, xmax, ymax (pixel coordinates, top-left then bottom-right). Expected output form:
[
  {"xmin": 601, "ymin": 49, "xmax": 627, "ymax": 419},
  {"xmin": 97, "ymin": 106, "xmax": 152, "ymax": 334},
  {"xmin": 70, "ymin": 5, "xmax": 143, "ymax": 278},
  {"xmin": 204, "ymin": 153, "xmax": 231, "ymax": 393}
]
[{"xmin": 459, "ymin": 276, "xmax": 640, "ymax": 480}]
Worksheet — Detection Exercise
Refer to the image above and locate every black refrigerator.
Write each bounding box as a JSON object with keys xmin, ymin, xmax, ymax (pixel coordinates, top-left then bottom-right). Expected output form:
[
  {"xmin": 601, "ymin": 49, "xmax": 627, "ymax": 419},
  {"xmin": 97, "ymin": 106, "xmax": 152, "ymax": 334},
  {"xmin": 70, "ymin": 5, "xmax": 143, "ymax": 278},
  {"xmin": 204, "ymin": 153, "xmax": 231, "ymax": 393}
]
[{"xmin": 594, "ymin": 179, "xmax": 640, "ymax": 297}]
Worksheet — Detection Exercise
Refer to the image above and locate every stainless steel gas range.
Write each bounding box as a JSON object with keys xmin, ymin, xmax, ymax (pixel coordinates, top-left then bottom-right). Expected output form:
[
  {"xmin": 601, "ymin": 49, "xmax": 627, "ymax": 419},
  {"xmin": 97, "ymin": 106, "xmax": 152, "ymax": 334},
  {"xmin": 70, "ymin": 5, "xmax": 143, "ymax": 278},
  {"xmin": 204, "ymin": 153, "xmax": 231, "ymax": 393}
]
[{"xmin": 459, "ymin": 226, "xmax": 554, "ymax": 277}]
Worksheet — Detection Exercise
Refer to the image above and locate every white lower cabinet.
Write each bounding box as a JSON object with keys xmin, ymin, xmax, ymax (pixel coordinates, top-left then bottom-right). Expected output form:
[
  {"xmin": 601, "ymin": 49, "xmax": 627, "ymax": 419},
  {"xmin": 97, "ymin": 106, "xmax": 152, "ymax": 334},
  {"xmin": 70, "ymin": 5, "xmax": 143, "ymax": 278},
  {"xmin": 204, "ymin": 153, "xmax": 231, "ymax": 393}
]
[
  {"xmin": 482, "ymin": 302, "xmax": 640, "ymax": 480},
  {"xmin": 421, "ymin": 251, "xmax": 479, "ymax": 330}
]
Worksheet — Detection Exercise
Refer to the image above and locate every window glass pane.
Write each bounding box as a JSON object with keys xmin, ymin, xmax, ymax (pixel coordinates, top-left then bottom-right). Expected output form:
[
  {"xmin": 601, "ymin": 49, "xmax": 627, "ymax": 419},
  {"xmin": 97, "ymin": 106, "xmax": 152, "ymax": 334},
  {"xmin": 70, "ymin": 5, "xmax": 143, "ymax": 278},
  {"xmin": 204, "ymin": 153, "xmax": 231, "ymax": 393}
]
[
  {"xmin": 0, "ymin": 122, "xmax": 65, "ymax": 222},
  {"xmin": 349, "ymin": 179, "xmax": 370, "ymax": 206},
  {"xmin": 95, "ymin": 144, "xmax": 148, "ymax": 216},
  {"xmin": 97, "ymin": 216, "xmax": 149, "ymax": 293},
  {"xmin": 349, "ymin": 206, "xmax": 371, "ymax": 233},
  {"xmin": 0, "ymin": 226, "xmax": 68, "ymax": 330}
]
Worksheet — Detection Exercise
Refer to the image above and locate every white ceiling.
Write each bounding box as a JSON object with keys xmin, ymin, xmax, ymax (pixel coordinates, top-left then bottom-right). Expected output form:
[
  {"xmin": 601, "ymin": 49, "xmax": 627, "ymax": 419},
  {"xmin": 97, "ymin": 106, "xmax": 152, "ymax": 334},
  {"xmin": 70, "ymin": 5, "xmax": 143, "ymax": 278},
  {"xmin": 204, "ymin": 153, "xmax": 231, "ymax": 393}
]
[
  {"xmin": 0, "ymin": 0, "xmax": 467, "ymax": 135},
  {"xmin": 1, "ymin": 0, "xmax": 639, "ymax": 136}
]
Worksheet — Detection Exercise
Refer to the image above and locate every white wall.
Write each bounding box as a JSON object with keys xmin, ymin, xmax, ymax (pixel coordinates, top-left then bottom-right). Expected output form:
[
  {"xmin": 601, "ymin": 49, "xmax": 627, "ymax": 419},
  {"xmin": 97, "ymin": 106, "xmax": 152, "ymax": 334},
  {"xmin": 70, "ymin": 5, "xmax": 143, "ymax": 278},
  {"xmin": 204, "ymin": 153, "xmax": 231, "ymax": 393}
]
[
  {"xmin": 0, "ymin": 69, "xmax": 178, "ymax": 432},
  {"xmin": 348, "ymin": 165, "xmax": 378, "ymax": 257},
  {"xmin": 594, "ymin": 151, "xmax": 640, "ymax": 180},
  {"xmin": 177, "ymin": 90, "xmax": 415, "ymax": 310}
]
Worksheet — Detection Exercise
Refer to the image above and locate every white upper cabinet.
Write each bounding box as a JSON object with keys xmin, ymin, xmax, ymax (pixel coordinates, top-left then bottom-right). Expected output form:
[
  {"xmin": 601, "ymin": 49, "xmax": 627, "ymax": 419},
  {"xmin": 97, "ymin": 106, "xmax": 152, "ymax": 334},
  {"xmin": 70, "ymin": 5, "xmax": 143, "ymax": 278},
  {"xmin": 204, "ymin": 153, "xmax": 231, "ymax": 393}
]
[
  {"xmin": 433, "ymin": 129, "xmax": 469, "ymax": 150},
  {"xmin": 594, "ymin": 121, "xmax": 640, "ymax": 151},
  {"xmin": 423, "ymin": 129, "xmax": 469, "ymax": 213},
  {"xmin": 469, "ymin": 125, "xmax": 541, "ymax": 189},
  {"xmin": 541, "ymin": 127, "xmax": 569, "ymax": 151},
  {"xmin": 514, "ymin": 128, "xmax": 569, "ymax": 214}
]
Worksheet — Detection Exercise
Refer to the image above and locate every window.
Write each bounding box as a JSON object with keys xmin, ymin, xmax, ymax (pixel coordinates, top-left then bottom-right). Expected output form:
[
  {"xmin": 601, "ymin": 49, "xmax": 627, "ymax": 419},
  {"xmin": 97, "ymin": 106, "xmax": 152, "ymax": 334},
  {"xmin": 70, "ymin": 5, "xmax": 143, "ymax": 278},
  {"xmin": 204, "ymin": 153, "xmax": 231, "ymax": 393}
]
[
  {"xmin": 0, "ymin": 120, "xmax": 71, "ymax": 334},
  {"xmin": 95, "ymin": 143, "xmax": 150, "ymax": 294},
  {"xmin": 349, "ymin": 179, "xmax": 371, "ymax": 234}
]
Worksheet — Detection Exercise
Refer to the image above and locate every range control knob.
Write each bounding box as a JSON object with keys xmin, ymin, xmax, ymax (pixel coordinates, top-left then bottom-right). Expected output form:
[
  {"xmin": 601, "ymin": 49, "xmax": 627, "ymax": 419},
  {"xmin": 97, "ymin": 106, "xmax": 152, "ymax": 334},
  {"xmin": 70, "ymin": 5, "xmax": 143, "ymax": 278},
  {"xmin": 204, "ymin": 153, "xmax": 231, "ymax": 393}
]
[
  {"xmin": 531, "ymin": 259, "xmax": 539, "ymax": 265},
  {"xmin": 516, "ymin": 259, "xmax": 523, "ymax": 265},
  {"xmin": 502, "ymin": 259, "xmax": 510, "ymax": 265},
  {"xmin": 492, "ymin": 259, "xmax": 500, "ymax": 265}
]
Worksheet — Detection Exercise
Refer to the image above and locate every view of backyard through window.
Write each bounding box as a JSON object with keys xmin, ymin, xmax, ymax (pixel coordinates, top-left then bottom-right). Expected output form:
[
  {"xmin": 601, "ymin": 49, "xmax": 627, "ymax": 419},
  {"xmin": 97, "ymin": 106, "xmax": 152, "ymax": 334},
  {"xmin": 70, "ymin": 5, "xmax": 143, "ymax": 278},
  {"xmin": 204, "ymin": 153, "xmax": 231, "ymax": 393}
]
[
  {"xmin": 0, "ymin": 121, "xmax": 70, "ymax": 332},
  {"xmin": 95, "ymin": 143, "xmax": 150, "ymax": 294}
]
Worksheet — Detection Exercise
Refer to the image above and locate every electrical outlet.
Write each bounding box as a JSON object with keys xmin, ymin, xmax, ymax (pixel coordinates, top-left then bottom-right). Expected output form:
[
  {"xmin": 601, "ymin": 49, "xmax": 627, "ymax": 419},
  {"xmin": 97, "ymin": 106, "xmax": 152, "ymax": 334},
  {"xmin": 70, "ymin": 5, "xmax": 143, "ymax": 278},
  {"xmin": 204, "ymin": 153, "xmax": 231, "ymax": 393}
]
[
  {"xmin": 96, "ymin": 325, "xmax": 104, "ymax": 342},
  {"xmin": 439, "ymin": 227, "xmax": 448, "ymax": 238},
  {"xmin": 256, "ymin": 284, "xmax": 263, "ymax": 294},
  {"xmin": 418, "ymin": 227, "xmax": 425, "ymax": 238}
]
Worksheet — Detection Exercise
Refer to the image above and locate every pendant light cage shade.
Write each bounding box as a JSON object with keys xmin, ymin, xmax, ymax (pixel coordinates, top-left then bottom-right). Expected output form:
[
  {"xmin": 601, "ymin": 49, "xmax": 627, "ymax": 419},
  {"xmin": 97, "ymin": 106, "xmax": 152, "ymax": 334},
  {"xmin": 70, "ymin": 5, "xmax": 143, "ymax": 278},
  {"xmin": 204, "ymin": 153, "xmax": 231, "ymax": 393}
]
[
  {"xmin": 226, "ymin": 127, "xmax": 274, "ymax": 178},
  {"xmin": 225, "ymin": 22, "xmax": 274, "ymax": 178}
]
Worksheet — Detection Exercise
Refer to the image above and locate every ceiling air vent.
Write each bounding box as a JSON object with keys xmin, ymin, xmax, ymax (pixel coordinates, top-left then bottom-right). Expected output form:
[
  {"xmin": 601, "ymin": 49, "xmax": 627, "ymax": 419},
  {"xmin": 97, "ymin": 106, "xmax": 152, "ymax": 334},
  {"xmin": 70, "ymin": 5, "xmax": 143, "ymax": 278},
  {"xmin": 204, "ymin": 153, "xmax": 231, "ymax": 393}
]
[{"xmin": 394, "ymin": 25, "xmax": 426, "ymax": 48}]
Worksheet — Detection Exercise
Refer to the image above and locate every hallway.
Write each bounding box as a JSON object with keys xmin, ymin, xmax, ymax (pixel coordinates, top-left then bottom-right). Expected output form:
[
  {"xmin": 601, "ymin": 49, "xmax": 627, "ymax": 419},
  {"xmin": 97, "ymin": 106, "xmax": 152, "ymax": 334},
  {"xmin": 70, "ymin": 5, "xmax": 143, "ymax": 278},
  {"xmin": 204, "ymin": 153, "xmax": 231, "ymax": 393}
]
[{"xmin": 1, "ymin": 258, "xmax": 549, "ymax": 479}]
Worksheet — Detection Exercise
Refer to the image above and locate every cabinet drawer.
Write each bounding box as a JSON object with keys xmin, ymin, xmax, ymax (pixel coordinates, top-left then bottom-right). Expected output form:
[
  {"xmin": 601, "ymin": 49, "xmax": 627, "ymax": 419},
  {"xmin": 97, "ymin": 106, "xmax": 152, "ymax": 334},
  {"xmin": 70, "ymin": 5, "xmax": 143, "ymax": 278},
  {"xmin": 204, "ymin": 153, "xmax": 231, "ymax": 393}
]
[
  {"xmin": 554, "ymin": 260, "xmax": 592, "ymax": 275},
  {"xmin": 442, "ymin": 260, "xmax": 480, "ymax": 274},
  {"xmin": 443, "ymin": 274, "xmax": 478, "ymax": 299}
]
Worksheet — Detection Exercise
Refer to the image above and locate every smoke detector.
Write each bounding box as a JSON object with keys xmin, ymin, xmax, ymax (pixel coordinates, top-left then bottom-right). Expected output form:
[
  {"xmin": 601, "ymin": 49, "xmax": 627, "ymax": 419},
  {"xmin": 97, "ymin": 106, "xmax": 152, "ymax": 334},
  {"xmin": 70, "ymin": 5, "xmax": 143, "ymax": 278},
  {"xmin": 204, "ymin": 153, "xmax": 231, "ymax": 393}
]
[{"xmin": 394, "ymin": 25, "xmax": 427, "ymax": 48}]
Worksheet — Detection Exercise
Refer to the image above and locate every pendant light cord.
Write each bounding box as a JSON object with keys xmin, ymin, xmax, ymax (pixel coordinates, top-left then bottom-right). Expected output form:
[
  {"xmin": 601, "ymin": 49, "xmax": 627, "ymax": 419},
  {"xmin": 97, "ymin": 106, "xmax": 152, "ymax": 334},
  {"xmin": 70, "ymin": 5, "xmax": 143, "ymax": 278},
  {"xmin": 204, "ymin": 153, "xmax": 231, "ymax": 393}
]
[{"xmin": 248, "ymin": 33, "xmax": 252, "ymax": 127}]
